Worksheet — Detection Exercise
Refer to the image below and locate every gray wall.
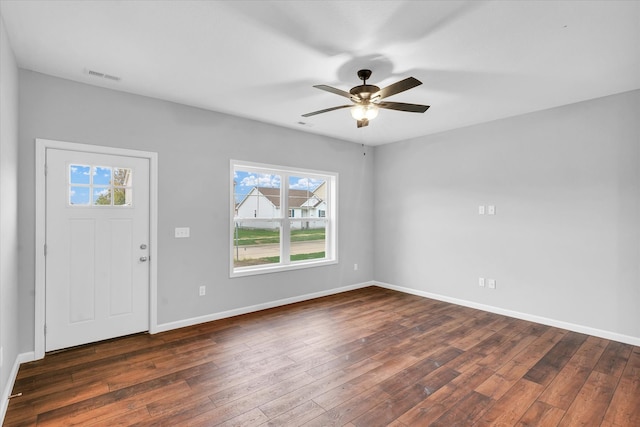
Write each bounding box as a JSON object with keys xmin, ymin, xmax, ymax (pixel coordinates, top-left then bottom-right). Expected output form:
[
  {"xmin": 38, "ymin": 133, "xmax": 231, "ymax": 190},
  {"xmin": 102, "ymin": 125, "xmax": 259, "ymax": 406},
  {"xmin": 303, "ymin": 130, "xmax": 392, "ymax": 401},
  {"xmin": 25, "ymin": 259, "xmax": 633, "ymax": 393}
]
[
  {"xmin": 374, "ymin": 90, "xmax": 640, "ymax": 340},
  {"xmin": 18, "ymin": 70, "xmax": 375, "ymax": 352},
  {"xmin": 15, "ymin": 69, "xmax": 640, "ymax": 356},
  {"xmin": 0, "ymin": 14, "xmax": 19, "ymax": 396}
]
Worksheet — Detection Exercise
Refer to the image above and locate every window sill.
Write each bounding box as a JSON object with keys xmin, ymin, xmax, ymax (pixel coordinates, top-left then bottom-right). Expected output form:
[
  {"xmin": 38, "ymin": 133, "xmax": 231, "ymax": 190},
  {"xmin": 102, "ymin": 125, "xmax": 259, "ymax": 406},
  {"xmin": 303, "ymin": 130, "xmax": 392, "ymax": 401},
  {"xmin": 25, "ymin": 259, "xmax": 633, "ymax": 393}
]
[{"xmin": 230, "ymin": 258, "xmax": 338, "ymax": 278}]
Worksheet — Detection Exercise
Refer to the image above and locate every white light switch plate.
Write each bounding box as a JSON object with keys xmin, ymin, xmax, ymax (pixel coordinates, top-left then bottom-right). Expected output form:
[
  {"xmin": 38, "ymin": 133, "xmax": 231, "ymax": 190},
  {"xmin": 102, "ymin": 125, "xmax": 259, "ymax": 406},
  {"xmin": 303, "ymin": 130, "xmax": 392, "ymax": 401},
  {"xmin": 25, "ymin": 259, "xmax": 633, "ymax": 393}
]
[
  {"xmin": 488, "ymin": 205, "xmax": 496, "ymax": 215},
  {"xmin": 488, "ymin": 279, "xmax": 496, "ymax": 289},
  {"xmin": 175, "ymin": 227, "xmax": 190, "ymax": 238}
]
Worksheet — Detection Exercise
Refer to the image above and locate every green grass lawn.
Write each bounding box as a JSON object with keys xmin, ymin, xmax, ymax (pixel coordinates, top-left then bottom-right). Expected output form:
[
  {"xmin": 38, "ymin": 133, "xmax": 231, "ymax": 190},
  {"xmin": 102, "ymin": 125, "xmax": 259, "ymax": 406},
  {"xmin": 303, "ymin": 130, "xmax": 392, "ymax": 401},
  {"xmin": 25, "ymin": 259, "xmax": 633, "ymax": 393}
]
[{"xmin": 233, "ymin": 227, "xmax": 325, "ymax": 246}]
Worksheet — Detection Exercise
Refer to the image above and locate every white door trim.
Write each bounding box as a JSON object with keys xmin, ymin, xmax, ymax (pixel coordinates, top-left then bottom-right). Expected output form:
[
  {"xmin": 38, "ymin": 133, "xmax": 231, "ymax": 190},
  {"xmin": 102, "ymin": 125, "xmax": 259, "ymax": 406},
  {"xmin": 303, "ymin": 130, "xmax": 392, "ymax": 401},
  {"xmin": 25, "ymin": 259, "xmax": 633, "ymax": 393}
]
[{"xmin": 35, "ymin": 138, "xmax": 159, "ymax": 360}]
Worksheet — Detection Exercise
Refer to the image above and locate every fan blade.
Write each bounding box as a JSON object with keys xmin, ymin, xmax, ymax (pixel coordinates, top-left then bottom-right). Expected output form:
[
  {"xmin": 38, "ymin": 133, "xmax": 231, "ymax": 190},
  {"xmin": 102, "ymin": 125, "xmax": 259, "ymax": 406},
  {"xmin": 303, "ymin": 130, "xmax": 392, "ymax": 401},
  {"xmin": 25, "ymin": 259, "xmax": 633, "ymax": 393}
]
[
  {"xmin": 377, "ymin": 102, "xmax": 430, "ymax": 113},
  {"xmin": 313, "ymin": 85, "xmax": 354, "ymax": 99},
  {"xmin": 302, "ymin": 105, "xmax": 352, "ymax": 117},
  {"xmin": 376, "ymin": 77, "xmax": 422, "ymax": 100},
  {"xmin": 357, "ymin": 119, "xmax": 369, "ymax": 128}
]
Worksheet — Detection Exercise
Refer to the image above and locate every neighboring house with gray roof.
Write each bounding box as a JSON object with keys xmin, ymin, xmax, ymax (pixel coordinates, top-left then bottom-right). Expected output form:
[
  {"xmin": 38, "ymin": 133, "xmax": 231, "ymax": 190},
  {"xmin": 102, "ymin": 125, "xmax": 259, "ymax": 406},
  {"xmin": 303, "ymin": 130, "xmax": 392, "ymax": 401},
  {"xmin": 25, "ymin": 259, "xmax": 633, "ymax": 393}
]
[{"xmin": 235, "ymin": 186, "xmax": 326, "ymax": 229}]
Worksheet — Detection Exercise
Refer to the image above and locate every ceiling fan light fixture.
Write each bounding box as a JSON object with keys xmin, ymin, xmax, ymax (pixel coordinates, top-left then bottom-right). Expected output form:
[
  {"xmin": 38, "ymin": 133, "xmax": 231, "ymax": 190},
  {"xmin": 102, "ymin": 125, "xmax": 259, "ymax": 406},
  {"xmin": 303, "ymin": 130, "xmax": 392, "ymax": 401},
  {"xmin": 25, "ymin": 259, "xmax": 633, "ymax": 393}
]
[
  {"xmin": 351, "ymin": 104, "xmax": 379, "ymax": 121},
  {"xmin": 303, "ymin": 69, "xmax": 428, "ymax": 128}
]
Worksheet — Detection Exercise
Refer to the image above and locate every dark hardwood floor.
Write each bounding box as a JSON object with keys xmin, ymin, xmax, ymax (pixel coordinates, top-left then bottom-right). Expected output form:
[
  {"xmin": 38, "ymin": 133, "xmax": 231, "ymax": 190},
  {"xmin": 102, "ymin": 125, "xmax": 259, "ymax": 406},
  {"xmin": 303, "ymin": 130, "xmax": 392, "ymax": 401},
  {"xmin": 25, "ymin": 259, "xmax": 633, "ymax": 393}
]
[{"xmin": 5, "ymin": 287, "xmax": 640, "ymax": 426}]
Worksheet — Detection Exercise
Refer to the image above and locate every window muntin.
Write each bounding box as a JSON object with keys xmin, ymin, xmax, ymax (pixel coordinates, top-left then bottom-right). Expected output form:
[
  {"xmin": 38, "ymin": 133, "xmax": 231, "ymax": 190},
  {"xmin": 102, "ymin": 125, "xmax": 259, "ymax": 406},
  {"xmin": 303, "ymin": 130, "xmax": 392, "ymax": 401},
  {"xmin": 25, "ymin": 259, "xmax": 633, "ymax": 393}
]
[
  {"xmin": 69, "ymin": 164, "xmax": 133, "ymax": 207},
  {"xmin": 231, "ymin": 161, "xmax": 336, "ymax": 276}
]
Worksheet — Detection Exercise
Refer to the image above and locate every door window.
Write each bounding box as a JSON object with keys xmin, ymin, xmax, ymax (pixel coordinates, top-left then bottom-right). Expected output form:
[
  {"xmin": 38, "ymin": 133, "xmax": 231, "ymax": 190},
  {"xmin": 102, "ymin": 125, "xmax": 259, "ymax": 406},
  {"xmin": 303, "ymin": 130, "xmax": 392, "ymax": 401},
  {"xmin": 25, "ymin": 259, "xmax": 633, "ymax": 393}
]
[{"xmin": 69, "ymin": 164, "xmax": 133, "ymax": 206}]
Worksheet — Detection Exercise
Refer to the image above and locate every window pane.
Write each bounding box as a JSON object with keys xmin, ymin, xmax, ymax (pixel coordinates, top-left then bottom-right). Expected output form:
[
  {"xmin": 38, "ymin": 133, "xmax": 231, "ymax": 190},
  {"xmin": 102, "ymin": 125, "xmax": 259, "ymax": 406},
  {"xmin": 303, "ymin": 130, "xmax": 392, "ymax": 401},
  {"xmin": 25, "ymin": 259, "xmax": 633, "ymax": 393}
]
[
  {"xmin": 69, "ymin": 165, "xmax": 133, "ymax": 208},
  {"xmin": 233, "ymin": 223, "xmax": 281, "ymax": 268},
  {"xmin": 93, "ymin": 188, "xmax": 111, "ymax": 205},
  {"xmin": 70, "ymin": 165, "xmax": 90, "ymax": 184},
  {"xmin": 113, "ymin": 188, "xmax": 132, "ymax": 206},
  {"xmin": 70, "ymin": 186, "xmax": 90, "ymax": 205},
  {"xmin": 113, "ymin": 168, "xmax": 132, "ymax": 186},
  {"xmin": 234, "ymin": 171, "xmax": 281, "ymax": 219},
  {"xmin": 290, "ymin": 220, "xmax": 326, "ymax": 262},
  {"xmin": 94, "ymin": 166, "xmax": 112, "ymax": 186},
  {"xmin": 289, "ymin": 176, "xmax": 326, "ymax": 218}
]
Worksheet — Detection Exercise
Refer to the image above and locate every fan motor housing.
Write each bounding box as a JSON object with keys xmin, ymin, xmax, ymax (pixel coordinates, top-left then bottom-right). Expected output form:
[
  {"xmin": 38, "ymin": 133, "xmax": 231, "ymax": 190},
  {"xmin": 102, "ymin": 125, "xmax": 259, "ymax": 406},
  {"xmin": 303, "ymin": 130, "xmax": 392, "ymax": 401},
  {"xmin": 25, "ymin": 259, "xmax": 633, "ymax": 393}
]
[{"xmin": 350, "ymin": 84, "xmax": 380, "ymax": 100}]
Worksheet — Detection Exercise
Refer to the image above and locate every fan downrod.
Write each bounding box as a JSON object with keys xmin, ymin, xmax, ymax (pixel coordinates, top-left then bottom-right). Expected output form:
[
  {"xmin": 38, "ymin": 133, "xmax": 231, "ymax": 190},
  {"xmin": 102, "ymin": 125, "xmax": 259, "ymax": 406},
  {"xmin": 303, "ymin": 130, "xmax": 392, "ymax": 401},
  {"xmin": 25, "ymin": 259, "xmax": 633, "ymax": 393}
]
[{"xmin": 357, "ymin": 69, "xmax": 372, "ymax": 83}]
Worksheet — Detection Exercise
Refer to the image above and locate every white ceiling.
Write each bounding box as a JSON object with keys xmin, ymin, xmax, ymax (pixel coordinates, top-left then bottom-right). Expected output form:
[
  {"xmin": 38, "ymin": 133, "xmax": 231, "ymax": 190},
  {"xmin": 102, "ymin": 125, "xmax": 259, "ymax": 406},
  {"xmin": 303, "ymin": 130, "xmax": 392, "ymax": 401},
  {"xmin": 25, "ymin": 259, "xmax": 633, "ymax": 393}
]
[{"xmin": 1, "ymin": 0, "xmax": 639, "ymax": 146}]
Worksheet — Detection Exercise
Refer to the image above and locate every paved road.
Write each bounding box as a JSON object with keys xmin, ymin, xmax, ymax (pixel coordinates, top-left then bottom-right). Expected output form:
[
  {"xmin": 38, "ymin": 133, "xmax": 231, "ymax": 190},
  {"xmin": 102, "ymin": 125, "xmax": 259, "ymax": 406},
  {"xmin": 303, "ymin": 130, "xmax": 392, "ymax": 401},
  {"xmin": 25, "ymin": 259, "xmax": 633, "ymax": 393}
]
[{"xmin": 234, "ymin": 240, "xmax": 325, "ymax": 261}]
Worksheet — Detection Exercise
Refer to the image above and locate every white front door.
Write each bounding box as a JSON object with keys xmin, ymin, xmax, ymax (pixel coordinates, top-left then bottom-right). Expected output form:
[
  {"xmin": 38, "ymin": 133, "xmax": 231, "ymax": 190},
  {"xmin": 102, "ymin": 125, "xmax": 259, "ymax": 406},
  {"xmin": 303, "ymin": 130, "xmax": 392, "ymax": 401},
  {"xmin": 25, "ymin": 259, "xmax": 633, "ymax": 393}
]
[{"xmin": 45, "ymin": 148, "xmax": 150, "ymax": 351}]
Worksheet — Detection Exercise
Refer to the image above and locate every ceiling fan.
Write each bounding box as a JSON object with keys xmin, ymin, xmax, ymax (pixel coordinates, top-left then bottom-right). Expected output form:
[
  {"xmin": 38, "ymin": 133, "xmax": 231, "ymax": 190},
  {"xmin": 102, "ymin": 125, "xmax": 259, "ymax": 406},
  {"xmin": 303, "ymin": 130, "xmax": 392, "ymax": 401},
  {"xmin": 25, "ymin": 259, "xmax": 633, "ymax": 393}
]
[{"xmin": 302, "ymin": 69, "xmax": 430, "ymax": 128}]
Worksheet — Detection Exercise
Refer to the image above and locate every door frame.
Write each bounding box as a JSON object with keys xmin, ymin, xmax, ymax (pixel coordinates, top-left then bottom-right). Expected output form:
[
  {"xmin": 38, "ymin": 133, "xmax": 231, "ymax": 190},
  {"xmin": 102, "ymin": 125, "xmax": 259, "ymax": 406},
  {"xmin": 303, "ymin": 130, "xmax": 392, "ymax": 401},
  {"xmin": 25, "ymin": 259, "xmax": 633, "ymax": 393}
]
[{"xmin": 35, "ymin": 138, "xmax": 159, "ymax": 360}]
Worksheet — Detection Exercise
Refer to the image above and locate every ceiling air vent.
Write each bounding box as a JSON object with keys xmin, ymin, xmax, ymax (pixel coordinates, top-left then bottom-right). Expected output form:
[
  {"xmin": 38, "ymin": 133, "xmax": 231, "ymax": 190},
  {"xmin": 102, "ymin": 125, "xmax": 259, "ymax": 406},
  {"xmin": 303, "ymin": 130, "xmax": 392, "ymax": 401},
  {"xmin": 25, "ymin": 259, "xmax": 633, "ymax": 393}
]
[{"xmin": 85, "ymin": 69, "xmax": 121, "ymax": 82}]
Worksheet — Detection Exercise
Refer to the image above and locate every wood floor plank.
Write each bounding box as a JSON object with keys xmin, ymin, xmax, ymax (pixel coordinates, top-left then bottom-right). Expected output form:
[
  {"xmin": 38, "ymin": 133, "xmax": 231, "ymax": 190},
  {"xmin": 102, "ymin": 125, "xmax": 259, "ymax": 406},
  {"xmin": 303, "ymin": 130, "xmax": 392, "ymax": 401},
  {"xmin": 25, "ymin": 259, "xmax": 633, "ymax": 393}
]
[
  {"xmin": 537, "ymin": 335, "xmax": 609, "ymax": 410},
  {"xmin": 475, "ymin": 359, "xmax": 531, "ymax": 400},
  {"xmin": 312, "ymin": 353, "xmax": 418, "ymax": 411},
  {"xmin": 64, "ymin": 380, "xmax": 191, "ymax": 426},
  {"xmin": 594, "ymin": 341, "xmax": 633, "ymax": 377},
  {"xmin": 216, "ymin": 407, "xmax": 269, "ymax": 427},
  {"xmin": 86, "ymin": 407, "xmax": 152, "ymax": 426},
  {"xmin": 259, "ymin": 400, "xmax": 325, "ymax": 426},
  {"xmin": 4, "ymin": 378, "xmax": 110, "ymax": 421},
  {"xmin": 350, "ymin": 383, "xmax": 433, "ymax": 426},
  {"xmin": 5, "ymin": 286, "xmax": 637, "ymax": 426},
  {"xmin": 305, "ymin": 344, "xmax": 386, "ymax": 380},
  {"xmin": 258, "ymin": 357, "xmax": 381, "ymax": 419},
  {"xmin": 450, "ymin": 318, "xmax": 512, "ymax": 351},
  {"xmin": 512, "ymin": 327, "xmax": 568, "ymax": 368},
  {"xmin": 132, "ymin": 395, "xmax": 216, "ymax": 427},
  {"xmin": 142, "ymin": 372, "xmax": 315, "ymax": 426},
  {"xmin": 601, "ymin": 347, "xmax": 640, "ymax": 426},
  {"xmin": 475, "ymin": 378, "xmax": 545, "ymax": 426},
  {"xmin": 476, "ymin": 331, "xmax": 538, "ymax": 371},
  {"xmin": 305, "ymin": 384, "xmax": 393, "ymax": 426},
  {"xmin": 557, "ymin": 370, "xmax": 619, "ymax": 426},
  {"xmin": 523, "ymin": 331, "xmax": 589, "ymax": 386},
  {"xmin": 34, "ymin": 363, "xmax": 214, "ymax": 425},
  {"xmin": 429, "ymin": 390, "xmax": 492, "ymax": 426},
  {"xmin": 396, "ymin": 364, "xmax": 495, "ymax": 425},
  {"xmin": 378, "ymin": 356, "xmax": 450, "ymax": 396},
  {"xmin": 202, "ymin": 358, "xmax": 319, "ymax": 407},
  {"xmin": 516, "ymin": 401, "xmax": 566, "ymax": 427}
]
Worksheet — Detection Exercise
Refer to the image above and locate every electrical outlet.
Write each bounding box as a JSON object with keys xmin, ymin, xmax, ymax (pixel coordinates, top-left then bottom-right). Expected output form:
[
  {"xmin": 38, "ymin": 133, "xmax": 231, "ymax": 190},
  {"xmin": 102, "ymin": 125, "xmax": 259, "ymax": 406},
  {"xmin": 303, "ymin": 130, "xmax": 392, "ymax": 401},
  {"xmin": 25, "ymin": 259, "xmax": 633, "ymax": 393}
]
[
  {"xmin": 488, "ymin": 205, "xmax": 496, "ymax": 215},
  {"xmin": 199, "ymin": 285, "xmax": 206, "ymax": 296},
  {"xmin": 175, "ymin": 227, "xmax": 190, "ymax": 238},
  {"xmin": 354, "ymin": 263, "xmax": 358, "ymax": 271},
  {"xmin": 478, "ymin": 277, "xmax": 485, "ymax": 287},
  {"xmin": 488, "ymin": 279, "xmax": 496, "ymax": 289}
]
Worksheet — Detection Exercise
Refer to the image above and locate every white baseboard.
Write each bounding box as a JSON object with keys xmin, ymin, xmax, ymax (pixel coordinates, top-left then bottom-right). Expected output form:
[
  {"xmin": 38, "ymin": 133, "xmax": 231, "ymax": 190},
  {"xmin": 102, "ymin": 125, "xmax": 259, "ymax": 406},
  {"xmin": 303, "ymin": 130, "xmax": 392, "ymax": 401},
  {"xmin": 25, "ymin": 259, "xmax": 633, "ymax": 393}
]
[
  {"xmin": 375, "ymin": 281, "xmax": 640, "ymax": 347},
  {"xmin": 155, "ymin": 281, "xmax": 375, "ymax": 333},
  {"xmin": 1, "ymin": 351, "xmax": 35, "ymax": 425}
]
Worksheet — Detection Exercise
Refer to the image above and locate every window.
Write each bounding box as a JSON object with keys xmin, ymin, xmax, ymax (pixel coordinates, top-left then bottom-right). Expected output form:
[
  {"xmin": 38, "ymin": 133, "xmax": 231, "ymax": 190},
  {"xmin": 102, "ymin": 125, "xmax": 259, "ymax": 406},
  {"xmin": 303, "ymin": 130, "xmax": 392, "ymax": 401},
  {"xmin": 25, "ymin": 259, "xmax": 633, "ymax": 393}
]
[
  {"xmin": 69, "ymin": 164, "xmax": 133, "ymax": 207},
  {"xmin": 231, "ymin": 160, "xmax": 337, "ymax": 277}
]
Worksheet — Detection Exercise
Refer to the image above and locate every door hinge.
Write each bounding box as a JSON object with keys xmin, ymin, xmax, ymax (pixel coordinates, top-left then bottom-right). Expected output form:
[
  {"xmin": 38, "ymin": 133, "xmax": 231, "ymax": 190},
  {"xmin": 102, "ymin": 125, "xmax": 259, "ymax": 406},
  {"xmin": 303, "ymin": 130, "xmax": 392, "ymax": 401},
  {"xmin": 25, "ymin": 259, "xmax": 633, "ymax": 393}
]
[{"xmin": 44, "ymin": 244, "xmax": 47, "ymax": 256}]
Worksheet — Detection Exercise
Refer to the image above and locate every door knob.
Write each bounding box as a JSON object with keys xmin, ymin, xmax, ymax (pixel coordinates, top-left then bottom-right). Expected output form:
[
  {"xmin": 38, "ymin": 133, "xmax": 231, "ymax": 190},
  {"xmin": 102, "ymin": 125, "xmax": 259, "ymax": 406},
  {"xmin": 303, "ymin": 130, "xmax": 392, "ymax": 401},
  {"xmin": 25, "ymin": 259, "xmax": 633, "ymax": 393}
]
[{"xmin": 139, "ymin": 256, "xmax": 148, "ymax": 262}]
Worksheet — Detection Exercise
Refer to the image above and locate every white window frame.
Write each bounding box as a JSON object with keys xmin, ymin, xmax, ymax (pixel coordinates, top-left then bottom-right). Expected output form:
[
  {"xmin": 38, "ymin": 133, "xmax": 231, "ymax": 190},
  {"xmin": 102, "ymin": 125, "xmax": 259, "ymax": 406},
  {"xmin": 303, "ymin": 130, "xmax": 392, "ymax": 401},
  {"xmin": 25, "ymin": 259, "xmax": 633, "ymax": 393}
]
[{"xmin": 230, "ymin": 160, "xmax": 338, "ymax": 277}]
